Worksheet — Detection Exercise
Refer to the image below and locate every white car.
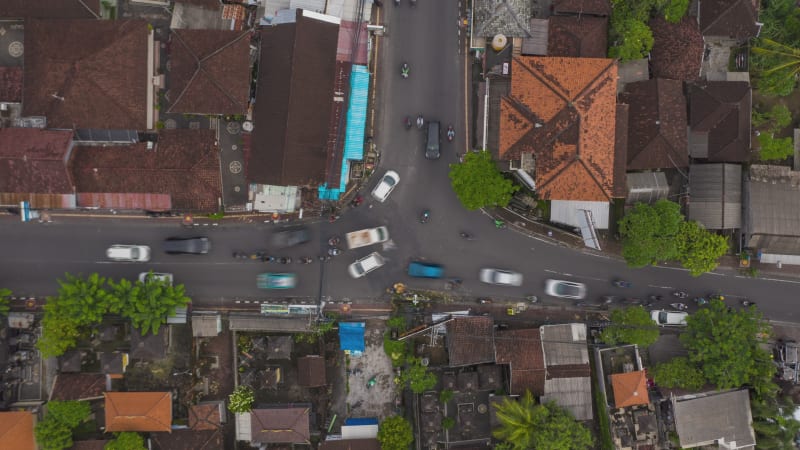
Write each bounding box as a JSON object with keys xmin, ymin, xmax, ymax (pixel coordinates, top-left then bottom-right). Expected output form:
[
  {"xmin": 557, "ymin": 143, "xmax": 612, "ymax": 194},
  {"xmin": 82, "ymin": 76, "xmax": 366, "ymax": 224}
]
[
  {"xmin": 651, "ymin": 310, "xmax": 688, "ymax": 326},
  {"xmin": 371, "ymin": 170, "xmax": 400, "ymax": 202},
  {"xmin": 138, "ymin": 272, "xmax": 174, "ymax": 286},
  {"xmin": 479, "ymin": 268, "xmax": 523, "ymax": 286},
  {"xmin": 106, "ymin": 245, "xmax": 150, "ymax": 262},
  {"xmin": 544, "ymin": 279, "xmax": 587, "ymax": 299},
  {"xmin": 348, "ymin": 252, "xmax": 386, "ymax": 278}
]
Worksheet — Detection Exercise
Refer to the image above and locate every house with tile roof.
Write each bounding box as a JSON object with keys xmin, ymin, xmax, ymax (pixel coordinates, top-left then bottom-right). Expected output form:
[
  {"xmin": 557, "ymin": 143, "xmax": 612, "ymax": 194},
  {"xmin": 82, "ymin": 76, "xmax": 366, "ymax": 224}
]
[
  {"xmin": 688, "ymin": 163, "xmax": 742, "ymax": 230},
  {"xmin": 189, "ymin": 402, "xmax": 224, "ymax": 431},
  {"xmin": 0, "ymin": 411, "xmax": 35, "ymax": 450},
  {"xmin": 494, "ymin": 328, "xmax": 546, "ymax": 395},
  {"xmin": 499, "ymin": 56, "xmax": 623, "ymax": 229},
  {"xmin": 547, "ymin": 15, "xmax": 608, "ymax": 58},
  {"xmin": 619, "ymin": 78, "xmax": 688, "ymax": 170},
  {"xmin": 166, "ymin": 29, "xmax": 251, "ymax": 115},
  {"xmin": 0, "ymin": 0, "xmax": 100, "ymax": 19},
  {"xmin": 472, "ymin": 0, "xmax": 533, "ymax": 39},
  {"xmin": 297, "ymin": 355, "xmax": 327, "ymax": 387},
  {"xmin": 48, "ymin": 373, "xmax": 106, "ymax": 402},
  {"xmin": 248, "ymin": 406, "xmax": 311, "ymax": 444},
  {"xmin": 104, "ymin": 391, "xmax": 172, "ymax": 432},
  {"xmin": 552, "ymin": 0, "xmax": 611, "ymax": 16},
  {"xmin": 150, "ymin": 429, "xmax": 223, "ymax": 450},
  {"xmin": 23, "ymin": 19, "xmax": 155, "ymax": 130},
  {"xmin": 687, "ymin": 81, "xmax": 752, "ymax": 163},
  {"xmin": 698, "ymin": 0, "xmax": 760, "ymax": 40},
  {"xmin": 70, "ymin": 129, "xmax": 222, "ymax": 211},
  {"xmin": 445, "ymin": 316, "xmax": 495, "ymax": 367},
  {"xmin": 250, "ymin": 9, "xmax": 339, "ymax": 187},
  {"xmin": 610, "ymin": 370, "xmax": 649, "ymax": 408},
  {"xmin": 649, "ymin": 17, "xmax": 704, "ymax": 82}
]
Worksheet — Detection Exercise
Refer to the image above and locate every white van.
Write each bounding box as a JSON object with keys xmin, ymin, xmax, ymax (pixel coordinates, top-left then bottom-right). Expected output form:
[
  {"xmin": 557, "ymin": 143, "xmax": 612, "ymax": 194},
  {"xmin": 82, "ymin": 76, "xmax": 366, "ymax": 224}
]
[{"xmin": 348, "ymin": 252, "xmax": 386, "ymax": 278}]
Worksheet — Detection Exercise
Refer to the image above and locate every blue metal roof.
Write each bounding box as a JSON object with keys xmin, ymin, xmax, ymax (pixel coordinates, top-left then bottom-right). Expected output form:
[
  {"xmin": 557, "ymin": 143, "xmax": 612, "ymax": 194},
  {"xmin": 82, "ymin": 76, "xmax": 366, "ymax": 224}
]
[{"xmin": 338, "ymin": 321, "xmax": 365, "ymax": 353}]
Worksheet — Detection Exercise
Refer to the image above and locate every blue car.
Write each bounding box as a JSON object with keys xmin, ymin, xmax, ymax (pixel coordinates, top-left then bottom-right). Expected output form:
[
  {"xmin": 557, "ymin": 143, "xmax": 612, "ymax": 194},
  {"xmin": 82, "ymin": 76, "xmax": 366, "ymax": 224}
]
[
  {"xmin": 407, "ymin": 261, "xmax": 444, "ymax": 279},
  {"xmin": 257, "ymin": 273, "xmax": 297, "ymax": 289}
]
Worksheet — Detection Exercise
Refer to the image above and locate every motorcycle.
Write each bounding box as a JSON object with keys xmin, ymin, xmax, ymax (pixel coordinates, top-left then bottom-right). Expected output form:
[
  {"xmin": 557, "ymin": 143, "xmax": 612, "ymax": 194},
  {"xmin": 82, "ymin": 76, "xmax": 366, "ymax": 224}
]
[
  {"xmin": 694, "ymin": 297, "xmax": 708, "ymax": 306},
  {"xmin": 404, "ymin": 116, "xmax": 412, "ymax": 130},
  {"xmin": 351, "ymin": 195, "xmax": 363, "ymax": 207},
  {"xmin": 672, "ymin": 291, "xmax": 688, "ymax": 299},
  {"xmin": 494, "ymin": 219, "xmax": 506, "ymax": 229},
  {"xmin": 670, "ymin": 302, "xmax": 689, "ymax": 311},
  {"xmin": 649, "ymin": 295, "xmax": 663, "ymax": 302},
  {"xmin": 526, "ymin": 295, "xmax": 539, "ymax": 304},
  {"xmin": 478, "ymin": 298, "xmax": 493, "ymax": 304},
  {"xmin": 401, "ymin": 63, "xmax": 409, "ymax": 79},
  {"xmin": 277, "ymin": 257, "xmax": 292, "ymax": 264},
  {"xmin": 261, "ymin": 255, "xmax": 276, "ymax": 263},
  {"xmin": 420, "ymin": 209, "xmax": 430, "ymax": 224},
  {"xmin": 328, "ymin": 247, "xmax": 341, "ymax": 257},
  {"xmin": 328, "ymin": 237, "xmax": 341, "ymax": 247},
  {"xmin": 233, "ymin": 251, "xmax": 249, "ymax": 259},
  {"xmin": 447, "ymin": 125, "xmax": 455, "ymax": 142},
  {"xmin": 298, "ymin": 257, "xmax": 313, "ymax": 264},
  {"xmin": 416, "ymin": 115, "xmax": 424, "ymax": 129},
  {"xmin": 613, "ymin": 280, "xmax": 632, "ymax": 288},
  {"xmin": 741, "ymin": 299, "xmax": 756, "ymax": 307},
  {"xmin": 459, "ymin": 231, "xmax": 473, "ymax": 240}
]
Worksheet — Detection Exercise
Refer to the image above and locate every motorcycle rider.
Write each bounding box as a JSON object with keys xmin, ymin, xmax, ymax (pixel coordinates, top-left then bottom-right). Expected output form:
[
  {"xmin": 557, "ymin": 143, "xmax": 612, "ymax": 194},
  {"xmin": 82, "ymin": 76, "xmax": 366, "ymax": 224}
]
[
  {"xmin": 447, "ymin": 125, "xmax": 455, "ymax": 141},
  {"xmin": 416, "ymin": 114, "xmax": 424, "ymax": 129}
]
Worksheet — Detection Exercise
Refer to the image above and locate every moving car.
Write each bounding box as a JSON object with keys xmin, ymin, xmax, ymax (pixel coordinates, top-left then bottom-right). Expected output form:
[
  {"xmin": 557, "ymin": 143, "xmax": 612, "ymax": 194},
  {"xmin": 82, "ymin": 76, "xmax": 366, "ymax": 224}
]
[
  {"xmin": 479, "ymin": 268, "xmax": 523, "ymax": 286},
  {"xmin": 426, "ymin": 121, "xmax": 441, "ymax": 159},
  {"xmin": 138, "ymin": 272, "xmax": 174, "ymax": 286},
  {"xmin": 348, "ymin": 252, "xmax": 386, "ymax": 278},
  {"xmin": 272, "ymin": 227, "xmax": 311, "ymax": 248},
  {"xmin": 257, "ymin": 273, "xmax": 297, "ymax": 289},
  {"xmin": 346, "ymin": 226, "xmax": 390, "ymax": 250},
  {"xmin": 544, "ymin": 279, "xmax": 587, "ymax": 299},
  {"xmin": 106, "ymin": 245, "xmax": 151, "ymax": 262},
  {"xmin": 371, "ymin": 170, "xmax": 400, "ymax": 202},
  {"xmin": 650, "ymin": 310, "xmax": 689, "ymax": 326},
  {"xmin": 163, "ymin": 237, "xmax": 210, "ymax": 254},
  {"xmin": 407, "ymin": 261, "xmax": 444, "ymax": 278}
]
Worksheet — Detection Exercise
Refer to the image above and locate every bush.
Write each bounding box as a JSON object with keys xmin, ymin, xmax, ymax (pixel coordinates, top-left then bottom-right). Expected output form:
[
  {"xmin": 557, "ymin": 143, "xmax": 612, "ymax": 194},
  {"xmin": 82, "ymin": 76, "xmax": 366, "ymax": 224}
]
[
  {"xmin": 758, "ymin": 132, "xmax": 794, "ymax": 161},
  {"xmin": 383, "ymin": 334, "xmax": 407, "ymax": 367},
  {"xmin": 228, "ymin": 385, "xmax": 254, "ymax": 413}
]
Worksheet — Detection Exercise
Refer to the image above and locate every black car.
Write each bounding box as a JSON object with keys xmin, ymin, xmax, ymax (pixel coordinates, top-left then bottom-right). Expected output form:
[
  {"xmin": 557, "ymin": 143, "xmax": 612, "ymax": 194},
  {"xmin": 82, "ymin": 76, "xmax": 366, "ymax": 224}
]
[
  {"xmin": 271, "ymin": 227, "xmax": 311, "ymax": 248},
  {"xmin": 163, "ymin": 237, "xmax": 210, "ymax": 254}
]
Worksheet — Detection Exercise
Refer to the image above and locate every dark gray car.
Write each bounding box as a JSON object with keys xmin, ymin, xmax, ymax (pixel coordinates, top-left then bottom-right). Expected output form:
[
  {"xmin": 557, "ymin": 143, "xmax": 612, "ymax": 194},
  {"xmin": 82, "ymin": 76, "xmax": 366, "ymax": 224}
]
[
  {"xmin": 163, "ymin": 237, "xmax": 210, "ymax": 254},
  {"xmin": 426, "ymin": 121, "xmax": 440, "ymax": 160},
  {"xmin": 272, "ymin": 226, "xmax": 311, "ymax": 248}
]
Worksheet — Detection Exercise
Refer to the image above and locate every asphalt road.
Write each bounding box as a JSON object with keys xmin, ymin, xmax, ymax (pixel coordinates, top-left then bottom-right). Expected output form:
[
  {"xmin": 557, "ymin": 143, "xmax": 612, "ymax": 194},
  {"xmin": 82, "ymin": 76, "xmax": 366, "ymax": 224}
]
[{"xmin": 3, "ymin": 1, "xmax": 800, "ymax": 323}]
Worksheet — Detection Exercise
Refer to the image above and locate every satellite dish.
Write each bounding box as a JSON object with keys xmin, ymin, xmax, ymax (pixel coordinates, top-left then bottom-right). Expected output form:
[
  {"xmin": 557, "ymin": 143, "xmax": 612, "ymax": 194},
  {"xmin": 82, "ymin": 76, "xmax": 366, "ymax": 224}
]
[
  {"xmin": 491, "ymin": 34, "xmax": 508, "ymax": 52},
  {"xmin": 242, "ymin": 121, "xmax": 254, "ymax": 132}
]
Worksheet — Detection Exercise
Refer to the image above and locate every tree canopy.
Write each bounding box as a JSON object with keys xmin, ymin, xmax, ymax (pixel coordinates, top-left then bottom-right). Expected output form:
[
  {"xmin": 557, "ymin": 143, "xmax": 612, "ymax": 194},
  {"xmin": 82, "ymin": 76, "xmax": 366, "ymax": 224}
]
[
  {"xmin": 608, "ymin": 0, "xmax": 688, "ymax": 61},
  {"xmin": 448, "ymin": 150, "xmax": 518, "ymax": 210},
  {"xmin": 34, "ymin": 401, "xmax": 91, "ymax": 450},
  {"xmin": 752, "ymin": 0, "xmax": 800, "ymax": 96},
  {"xmin": 493, "ymin": 391, "xmax": 593, "ymax": 450},
  {"xmin": 228, "ymin": 385, "xmax": 255, "ymax": 413},
  {"xmin": 751, "ymin": 394, "xmax": 800, "ymax": 450},
  {"xmin": 650, "ymin": 357, "xmax": 705, "ymax": 390},
  {"xmin": 104, "ymin": 432, "xmax": 146, "ymax": 450},
  {"xmin": 599, "ymin": 306, "xmax": 660, "ymax": 348},
  {"xmin": 677, "ymin": 221, "xmax": 729, "ymax": 276},
  {"xmin": 378, "ymin": 416, "xmax": 414, "ymax": 450}
]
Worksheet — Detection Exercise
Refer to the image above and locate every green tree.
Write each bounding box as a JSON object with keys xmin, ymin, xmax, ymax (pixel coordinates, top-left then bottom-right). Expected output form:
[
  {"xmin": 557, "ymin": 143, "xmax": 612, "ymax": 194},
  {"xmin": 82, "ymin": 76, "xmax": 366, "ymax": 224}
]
[
  {"xmin": 751, "ymin": 395, "xmax": 800, "ymax": 450},
  {"xmin": 758, "ymin": 132, "xmax": 795, "ymax": 161},
  {"xmin": 619, "ymin": 200, "xmax": 683, "ymax": 267},
  {"xmin": 448, "ymin": 150, "xmax": 519, "ymax": 210},
  {"xmin": 378, "ymin": 416, "xmax": 414, "ymax": 450},
  {"xmin": 228, "ymin": 385, "xmax": 255, "ymax": 413},
  {"xmin": 105, "ymin": 432, "xmax": 146, "ymax": 450},
  {"xmin": 753, "ymin": 104, "xmax": 793, "ymax": 130},
  {"xmin": 400, "ymin": 358, "xmax": 437, "ymax": 394},
  {"xmin": 110, "ymin": 277, "xmax": 190, "ymax": 335},
  {"xmin": 599, "ymin": 306, "xmax": 660, "ymax": 348},
  {"xmin": 47, "ymin": 401, "xmax": 91, "ymax": 428},
  {"xmin": 681, "ymin": 299, "xmax": 773, "ymax": 390},
  {"xmin": 661, "ymin": 0, "xmax": 689, "ymax": 23},
  {"xmin": 37, "ymin": 311, "xmax": 81, "ymax": 358},
  {"xmin": 0, "ymin": 288, "xmax": 11, "ymax": 316},
  {"xmin": 493, "ymin": 391, "xmax": 593, "ymax": 450},
  {"xmin": 34, "ymin": 418, "xmax": 73, "ymax": 450},
  {"xmin": 651, "ymin": 357, "xmax": 705, "ymax": 390},
  {"xmin": 384, "ymin": 334, "xmax": 408, "ymax": 367},
  {"xmin": 608, "ymin": 17, "xmax": 654, "ymax": 61},
  {"xmin": 53, "ymin": 273, "xmax": 111, "ymax": 326},
  {"xmin": 677, "ymin": 221, "xmax": 729, "ymax": 276},
  {"xmin": 752, "ymin": 38, "xmax": 800, "ymax": 96}
]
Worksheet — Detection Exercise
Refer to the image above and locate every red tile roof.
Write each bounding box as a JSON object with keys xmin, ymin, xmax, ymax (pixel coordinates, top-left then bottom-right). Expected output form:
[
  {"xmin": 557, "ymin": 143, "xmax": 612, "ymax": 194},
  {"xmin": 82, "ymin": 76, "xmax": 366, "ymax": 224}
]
[
  {"xmin": 250, "ymin": 407, "xmax": 310, "ymax": 444},
  {"xmin": 495, "ymin": 329, "xmax": 546, "ymax": 395},
  {"xmin": 499, "ymin": 56, "xmax": 620, "ymax": 201},
  {"xmin": 0, "ymin": 0, "xmax": 100, "ymax": 18},
  {"xmin": 611, "ymin": 370, "xmax": 649, "ymax": 408},
  {"xmin": 699, "ymin": 0, "xmax": 760, "ymax": 39},
  {"xmin": 0, "ymin": 411, "xmax": 34, "ymax": 450},
  {"xmin": 167, "ymin": 29, "xmax": 251, "ymax": 115},
  {"xmin": 49, "ymin": 373, "xmax": 106, "ymax": 401},
  {"xmin": 0, "ymin": 67, "xmax": 23, "ymax": 102},
  {"xmin": 445, "ymin": 316, "xmax": 495, "ymax": 367},
  {"xmin": 23, "ymin": 19, "xmax": 149, "ymax": 130},
  {"xmin": 104, "ymin": 392, "xmax": 172, "ymax": 432},
  {"xmin": 619, "ymin": 78, "xmax": 689, "ymax": 169},
  {"xmin": 70, "ymin": 129, "xmax": 221, "ymax": 211},
  {"xmin": 189, "ymin": 404, "xmax": 222, "ymax": 431},
  {"xmin": 0, "ymin": 128, "xmax": 74, "ymax": 194},
  {"xmin": 547, "ymin": 16, "xmax": 608, "ymax": 58},
  {"xmin": 649, "ymin": 17, "xmax": 704, "ymax": 82},
  {"xmin": 552, "ymin": 0, "xmax": 611, "ymax": 16}
]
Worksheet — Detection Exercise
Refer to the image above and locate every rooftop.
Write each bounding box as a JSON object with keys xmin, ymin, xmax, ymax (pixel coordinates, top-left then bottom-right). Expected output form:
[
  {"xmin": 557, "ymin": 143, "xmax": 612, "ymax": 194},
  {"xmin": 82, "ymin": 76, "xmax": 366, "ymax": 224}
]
[
  {"xmin": 49, "ymin": 373, "xmax": 106, "ymax": 402},
  {"xmin": 104, "ymin": 391, "xmax": 172, "ymax": 432},
  {"xmin": 0, "ymin": 128, "xmax": 74, "ymax": 194},
  {"xmin": 552, "ymin": 0, "xmax": 611, "ymax": 16},
  {"xmin": 250, "ymin": 407, "xmax": 310, "ymax": 444},
  {"xmin": 0, "ymin": 0, "xmax": 100, "ymax": 18},
  {"xmin": 472, "ymin": 0, "xmax": 533, "ymax": 38},
  {"xmin": 445, "ymin": 316, "xmax": 495, "ymax": 367},
  {"xmin": 297, "ymin": 355, "xmax": 327, "ymax": 387},
  {"xmin": 150, "ymin": 429, "xmax": 223, "ymax": 450},
  {"xmin": 0, "ymin": 411, "xmax": 34, "ymax": 450},
  {"xmin": 649, "ymin": 16, "xmax": 704, "ymax": 82},
  {"xmin": 610, "ymin": 370, "xmax": 650, "ymax": 408},
  {"xmin": 494, "ymin": 328, "xmax": 546, "ymax": 395},
  {"xmin": 687, "ymin": 81, "xmax": 751, "ymax": 163},
  {"xmin": 699, "ymin": 0, "xmax": 760, "ymax": 39},
  {"xmin": 673, "ymin": 389, "xmax": 755, "ymax": 448},
  {"xmin": 547, "ymin": 16, "xmax": 608, "ymax": 58}
]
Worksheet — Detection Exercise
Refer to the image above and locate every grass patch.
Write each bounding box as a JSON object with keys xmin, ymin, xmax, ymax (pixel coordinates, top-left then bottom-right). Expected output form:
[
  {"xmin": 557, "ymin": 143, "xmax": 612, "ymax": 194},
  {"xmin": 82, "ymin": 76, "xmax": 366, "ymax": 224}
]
[{"xmin": 591, "ymin": 366, "xmax": 614, "ymax": 450}]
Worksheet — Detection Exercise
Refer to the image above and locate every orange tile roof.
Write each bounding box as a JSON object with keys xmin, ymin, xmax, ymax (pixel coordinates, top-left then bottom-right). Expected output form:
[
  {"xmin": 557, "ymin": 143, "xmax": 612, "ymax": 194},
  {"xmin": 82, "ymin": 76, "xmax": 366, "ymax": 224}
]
[
  {"xmin": 0, "ymin": 411, "xmax": 35, "ymax": 450},
  {"xmin": 500, "ymin": 56, "xmax": 619, "ymax": 201},
  {"xmin": 105, "ymin": 392, "xmax": 172, "ymax": 432},
  {"xmin": 611, "ymin": 370, "xmax": 649, "ymax": 408}
]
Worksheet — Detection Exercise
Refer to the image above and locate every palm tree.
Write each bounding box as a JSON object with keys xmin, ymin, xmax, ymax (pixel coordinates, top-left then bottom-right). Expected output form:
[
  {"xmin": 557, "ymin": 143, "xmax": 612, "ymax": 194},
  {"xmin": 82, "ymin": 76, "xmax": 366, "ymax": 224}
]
[
  {"xmin": 751, "ymin": 38, "xmax": 800, "ymax": 76},
  {"xmin": 493, "ymin": 391, "xmax": 539, "ymax": 448}
]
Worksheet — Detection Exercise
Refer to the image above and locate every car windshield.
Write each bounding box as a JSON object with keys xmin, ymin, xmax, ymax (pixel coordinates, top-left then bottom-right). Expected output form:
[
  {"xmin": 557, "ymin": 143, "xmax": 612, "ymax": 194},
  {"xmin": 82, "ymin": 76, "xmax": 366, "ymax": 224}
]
[
  {"xmin": 494, "ymin": 271, "xmax": 510, "ymax": 283},
  {"xmin": 556, "ymin": 283, "xmax": 578, "ymax": 296},
  {"xmin": 658, "ymin": 311, "xmax": 668, "ymax": 323},
  {"xmin": 130, "ymin": 248, "xmax": 139, "ymax": 259},
  {"xmin": 383, "ymin": 176, "xmax": 396, "ymax": 187}
]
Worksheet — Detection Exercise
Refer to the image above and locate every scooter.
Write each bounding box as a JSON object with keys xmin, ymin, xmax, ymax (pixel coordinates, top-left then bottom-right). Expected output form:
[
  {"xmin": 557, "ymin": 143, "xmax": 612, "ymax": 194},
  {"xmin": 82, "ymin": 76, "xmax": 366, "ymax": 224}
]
[
  {"xmin": 742, "ymin": 299, "xmax": 756, "ymax": 307},
  {"xmin": 416, "ymin": 115, "xmax": 424, "ymax": 129},
  {"xmin": 298, "ymin": 257, "xmax": 313, "ymax": 264},
  {"xmin": 694, "ymin": 297, "xmax": 708, "ymax": 306},
  {"xmin": 404, "ymin": 116, "xmax": 412, "ymax": 130},
  {"xmin": 673, "ymin": 291, "xmax": 688, "ymax": 299},
  {"xmin": 670, "ymin": 303, "xmax": 689, "ymax": 311},
  {"xmin": 401, "ymin": 62, "xmax": 409, "ymax": 79},
  {"xmin": 478, "ymin": 298, "xmax": 493, "ymax": 304},
  {"xmin": 613, "ymin": 280, "xmax": 632, "ymax": 288},
  {"xmin": 328, "ymin": 247, "xmax": 341, "ymax": 257},
  {"xmin": 420, "ymin": 209, "xmax": 430, "ymax": 223},
  {"xmin": 447, "ymin": 125, "xmax": 455, "ymax": 142},
  {"xmin": 459, "ymin": 231, "xmax": 473, "ymax": 240}
]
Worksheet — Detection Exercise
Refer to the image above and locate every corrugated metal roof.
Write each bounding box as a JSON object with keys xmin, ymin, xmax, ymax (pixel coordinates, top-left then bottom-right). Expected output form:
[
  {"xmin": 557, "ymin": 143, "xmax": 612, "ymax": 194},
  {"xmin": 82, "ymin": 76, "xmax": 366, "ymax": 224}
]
[
  {"xmin": 540, "ymin": 324, "xmax": 588, "ymax": 366},
  {"xmin": 688, "ymin": 163, "xmax": 742, "ymax": 230},
  {"xmin": 673, "ymin": 389, "xmax": 755, "ymax": 448},
  {"xmin": 521, "ymin": 19, "xmax": 548, "ymax": 56},
  {"xmin": 228, "ymin": 314, "xmax": 312, "ymax": 332},
  {"xmin": 541, "ymin": 377, "xmax": 593, "ymax": 421},
  {"xmin": 550, "ymin": 200, "xmax": 610, "ymax": 229},
  {"xmin": 76, "ymin": 193, "xmax": 172, "ymax": 211},
  {"xmin": 626, "ymin": 172, "xmax": 670, "ymax": 204},
  {"xmin": 0, "ymin": 193, "xmax": 76, "ymax": 209}
]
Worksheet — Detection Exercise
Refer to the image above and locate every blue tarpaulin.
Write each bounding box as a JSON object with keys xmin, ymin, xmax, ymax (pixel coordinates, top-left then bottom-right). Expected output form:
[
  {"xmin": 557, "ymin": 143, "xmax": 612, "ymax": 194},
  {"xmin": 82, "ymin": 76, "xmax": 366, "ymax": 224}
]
[
  {"xmin": 339, "ymin": 322, "xmax": 365, "ymax": 353},
  {"xmin": 344, "ymin": 418, "xmax": 379, "ymax": 426}
]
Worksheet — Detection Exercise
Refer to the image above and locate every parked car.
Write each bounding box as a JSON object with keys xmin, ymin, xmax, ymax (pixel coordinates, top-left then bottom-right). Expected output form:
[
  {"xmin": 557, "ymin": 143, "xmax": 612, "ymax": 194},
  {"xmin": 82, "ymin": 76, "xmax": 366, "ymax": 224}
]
[
  {"xmin": 650, "ymin": 310, "xmax": 689, "ymax": 326},
  {"xmin": 106, "ymin": 245, "xmax": 151, "ymax": 262},
  {"xmin": 348, "ymin": 252, "xmax": 386, "ymax": 278},
  {"xmin": 371, "ymin": 170, "xmax": 400, "ymax": 202},
  {"xmin": 479, "ymin": 268, "xmax": 523, "ymax": 286},
  {"xmin": 407, "ymin": 261, "xmax": 444, "ymax": 278},
  {"xmin": 163, "ymin": 237, "xmax": 210, "ymax": 254},
  {"xmin": 257, "ymin": 273, "xmax": 297, "ymax": 289},
  {"xmin": 138, "ymin": 272, "xmax": 174, "ymax": 285},
  {"xmin": 544, "ymin": 279, "xmax": 587, "ymax": 299},
  {"xmin": 271, "ymin": 226, "xmax": 311, "ymax": 248}
]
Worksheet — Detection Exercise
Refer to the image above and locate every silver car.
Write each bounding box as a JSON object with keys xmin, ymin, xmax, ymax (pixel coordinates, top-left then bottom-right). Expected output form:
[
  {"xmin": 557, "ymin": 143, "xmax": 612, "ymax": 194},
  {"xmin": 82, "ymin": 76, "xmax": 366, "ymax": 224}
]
[
  {"xmin": 371, "ymin": 170, "xmax": 400, "ymax": 202},
  {"xmin": 544, "ymin": 279, "xmax": 587, "ymax": 299},
  {"xmin": 106, "ymin": 245, "xmax": 150, "ymax": 262},
  {"xmin": 479, "ymin": 268, "xmax": 523, "ymax": 286}
]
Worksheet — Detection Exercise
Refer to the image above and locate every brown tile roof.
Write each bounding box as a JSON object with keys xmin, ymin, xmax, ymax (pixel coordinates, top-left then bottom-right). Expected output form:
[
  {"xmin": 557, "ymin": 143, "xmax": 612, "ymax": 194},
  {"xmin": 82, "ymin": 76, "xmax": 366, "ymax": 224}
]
[
  {"xmin": 495, "ymin": 329, "xmax": 546, "ymax": 395},
  {"xmin": 688, "ymin": 81, "xmax": 751, "ymax": 162},
  {"xmin": 50, "ymin": 373, "xmax": 106, "ymax": 401},
  {"xmin": 649, "ymin": 16, "xmax": 704, "ymax": 82},
  {"xmin": 0, "ymin": 128, "xmax": 74, "ymax": 194},
  {"xmin": 251, "ymin": 11, "xmax": 339, "ymax": 185},
  {"xmin": 613, "ymin": 104, "xmax": 629, "ymax": 197},
  {"xmin": 104, "ymin": 392, "xmax": 172, "ymax": 432},
  {"xmin": 0, "ymin": 0, "xmax": 100, "ymax": 18},
  {"xmin": 0, "ymin": 67, "xmax": 23, "ymax": 102},
  {"xmin": 499, "ymin": 56, "xmax": 620, "ymax": 201},
  {"xmin": 547, "ymin": 16, "xmax": 608, "ymax": 58},
  {"xmin": 0, "ymin": 412, "xmax": 34, "ymax": 450},
  {"xmin": 250, "ymin": 407, "xmax": 310, "ymax": 444},
  {"xmin": 619, "ymin": 79, "xmax": 689, "ymax": 170},
  {"xmin": 189, "ymin": 403, "xmax": 222, "ymax": 431},
  {"xmin": 699, "ymin": 0, "xmax": 760, "ymax": 39},
  {"xmin": 611, "ymin": 370, "xmax": 649, "ymax": 408},
  {"xmin": 23, "ymin": 19, "xmax": 149, "ymax": 130},
  {"xmin": 319, "ymin": 439, "xmax": 381, "ymax": 450},
  {"xmin": 552, "ymin": 0, "xmax": 611, "ymax": 16},
  {"xmin": 70, "ymin": 129, "xmax": 221, "ymax": 211},
  {"xmin": 150, "ymin": 429, "xmax": 222, "ymax": 450},
  {"xmin": 445, "ymin": 316, "xmax": 495, "ymax": 367},
  {"xmin": 167, "ymin": 30, "xmax": 250, "ymax": 115},
  {"xmin": 297, "ymin": 355, "xmax": 326, "ymax": 387}
]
